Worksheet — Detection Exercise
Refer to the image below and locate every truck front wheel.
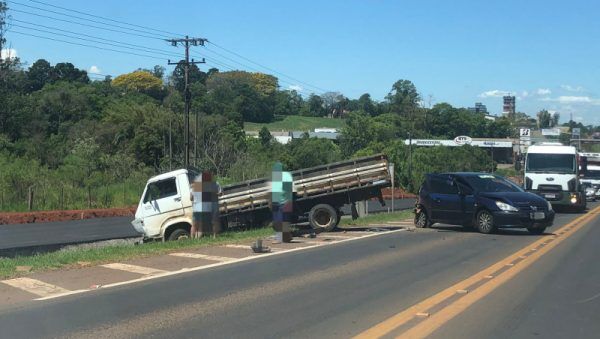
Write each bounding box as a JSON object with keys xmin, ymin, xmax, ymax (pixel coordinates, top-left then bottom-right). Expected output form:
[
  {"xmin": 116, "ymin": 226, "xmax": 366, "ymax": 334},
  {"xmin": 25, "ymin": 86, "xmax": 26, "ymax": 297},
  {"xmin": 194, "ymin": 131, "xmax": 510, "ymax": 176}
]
[
  {"xmin": 167, "ymin": 228, "xmax": 190, "ymax": 241},
  {"xmin": 309, "ymin": 204, "xmax": 338, "ymax": 232}
]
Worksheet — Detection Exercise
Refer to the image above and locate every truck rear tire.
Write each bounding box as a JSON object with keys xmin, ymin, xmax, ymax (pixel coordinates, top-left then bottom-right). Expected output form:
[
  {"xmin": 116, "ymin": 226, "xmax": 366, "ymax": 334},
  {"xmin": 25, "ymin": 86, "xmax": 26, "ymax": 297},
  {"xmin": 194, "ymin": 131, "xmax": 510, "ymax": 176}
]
[{"xmin": 309, "ymin": 204, "xmax": 338, "ymax": 232}]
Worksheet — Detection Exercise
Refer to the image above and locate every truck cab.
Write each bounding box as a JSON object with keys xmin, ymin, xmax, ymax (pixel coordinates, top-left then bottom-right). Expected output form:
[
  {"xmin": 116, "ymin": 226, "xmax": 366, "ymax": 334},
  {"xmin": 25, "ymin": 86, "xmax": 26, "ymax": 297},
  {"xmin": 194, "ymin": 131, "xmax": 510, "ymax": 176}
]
[
  {"xmin": 132, "ymin": 169, "xmax": 196, "ymax": 241},
  {"xmin": 524, "ymin": 144, "xmax": 586, "ymax": 211}
]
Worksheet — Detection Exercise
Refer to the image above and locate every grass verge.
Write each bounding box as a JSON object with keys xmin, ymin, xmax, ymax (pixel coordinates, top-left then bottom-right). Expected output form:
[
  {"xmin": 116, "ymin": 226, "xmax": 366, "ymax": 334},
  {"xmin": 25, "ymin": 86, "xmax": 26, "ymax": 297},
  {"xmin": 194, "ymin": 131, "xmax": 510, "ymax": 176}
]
[
  {"xmin": 0, "ymin": 227, "xmax": 274, "ymax": 280},
  {"xmin": 339, "ymin": 210, "xmax": 414, "ymax": 227}
]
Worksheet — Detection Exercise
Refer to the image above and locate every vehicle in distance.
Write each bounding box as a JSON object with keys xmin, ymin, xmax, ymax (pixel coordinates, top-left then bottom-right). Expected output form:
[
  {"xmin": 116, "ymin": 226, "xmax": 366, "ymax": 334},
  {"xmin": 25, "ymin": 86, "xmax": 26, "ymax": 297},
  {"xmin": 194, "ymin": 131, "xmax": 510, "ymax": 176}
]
[
  {"xmin": 132, "ymin": 155, "xmax": 391, "ymax": 241},
  {"xmin": 582, "ymin": 182, "xmax": 597, "ymax": 201},
  {"xmin": 415, "ymin": 173, "xmax": 555, "ymax": 234},
  {"xmin": 524, "ymin": 144, "xmax": 586, "ymax": 211}
]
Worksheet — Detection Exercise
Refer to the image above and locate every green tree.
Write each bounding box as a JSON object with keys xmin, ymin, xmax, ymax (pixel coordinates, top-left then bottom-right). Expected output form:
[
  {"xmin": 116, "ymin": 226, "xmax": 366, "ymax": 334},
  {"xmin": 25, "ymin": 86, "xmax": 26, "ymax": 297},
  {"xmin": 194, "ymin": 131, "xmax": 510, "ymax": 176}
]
[
  {"xmin": 386, "ymin": 79, "xmax": 420, "ymax": 116},
  {"xmin": 27, "ymin": 59, "xmax": 54, "ymax": 92},
  {"xmin": 259, "ymin": 126, "xmax": 272, "ymax": 147}
]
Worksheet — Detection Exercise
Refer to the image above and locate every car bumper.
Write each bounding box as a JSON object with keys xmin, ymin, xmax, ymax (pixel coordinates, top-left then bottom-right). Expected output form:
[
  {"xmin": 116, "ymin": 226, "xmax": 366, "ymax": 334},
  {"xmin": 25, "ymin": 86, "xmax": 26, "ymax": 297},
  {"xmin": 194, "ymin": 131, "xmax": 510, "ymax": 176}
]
[{"xmin": 491, "ymin": 209, "xmax": 555, "ymax": 228}]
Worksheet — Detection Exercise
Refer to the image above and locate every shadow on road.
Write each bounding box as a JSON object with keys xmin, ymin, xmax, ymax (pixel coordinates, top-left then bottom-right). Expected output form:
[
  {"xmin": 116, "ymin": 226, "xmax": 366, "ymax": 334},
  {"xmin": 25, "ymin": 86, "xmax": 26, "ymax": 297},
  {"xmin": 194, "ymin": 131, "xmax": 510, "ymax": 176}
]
[{"xmin": 430, "ymin": 224, "xmax": 550, "ymax": 236}]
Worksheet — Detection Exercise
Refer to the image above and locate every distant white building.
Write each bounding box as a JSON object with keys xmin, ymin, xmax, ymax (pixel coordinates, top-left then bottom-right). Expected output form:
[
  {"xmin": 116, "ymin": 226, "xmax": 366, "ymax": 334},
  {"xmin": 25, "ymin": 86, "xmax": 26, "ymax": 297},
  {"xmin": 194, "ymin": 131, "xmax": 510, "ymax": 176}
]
[{"xmin": 313, "ymin": 127, "xmax": 338, "ymax": 133}]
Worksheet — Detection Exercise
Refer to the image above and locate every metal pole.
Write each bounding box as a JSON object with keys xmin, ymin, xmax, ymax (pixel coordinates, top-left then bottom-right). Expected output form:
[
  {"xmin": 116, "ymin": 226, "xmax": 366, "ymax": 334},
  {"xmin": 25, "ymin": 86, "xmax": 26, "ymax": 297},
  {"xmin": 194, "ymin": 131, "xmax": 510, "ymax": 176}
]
[
  {"xmin": 184, "ymin": 37, "xmax": 190, "ymax": 169},
  {"xmin": 408, "ymin": 132, "xmax": 413, "ymax": 192},
  {"xmin": 390, "ymin": 163, "xmax": 395, "ymax": 213}
]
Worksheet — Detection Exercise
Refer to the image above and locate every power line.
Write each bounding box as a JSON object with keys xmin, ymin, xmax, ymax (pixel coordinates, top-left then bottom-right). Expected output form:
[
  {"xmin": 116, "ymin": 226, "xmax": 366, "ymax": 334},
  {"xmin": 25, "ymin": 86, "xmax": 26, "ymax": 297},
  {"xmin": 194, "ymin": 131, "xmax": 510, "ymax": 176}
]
[
  {"xmin": 8, "ymin": 8, "xmax": 163, "ymax": 40},
  {"xmin": 29, "ymin": 0, "xmax": 185, "ymax": 37},
  {"xmin": 207, "ymin": 41, "xmax": 331, "ymax": 93},
  {"xmin": 9, "ymin": 2, "xmax": 328, "ymax": 95},
  {"xmin": 12, "ymin": 23, "xmax": 180, "ymax": 58},
  {"xmin": 9, "ymin": 30, "xmax": 164, "ymax": 60},
  {"xmin": 8, "ymin": 0, "xmax": 172, "ymax": 39},
  {"xmin": 12, "ymin": 19, "xmax": 181, "ymax": 57}
]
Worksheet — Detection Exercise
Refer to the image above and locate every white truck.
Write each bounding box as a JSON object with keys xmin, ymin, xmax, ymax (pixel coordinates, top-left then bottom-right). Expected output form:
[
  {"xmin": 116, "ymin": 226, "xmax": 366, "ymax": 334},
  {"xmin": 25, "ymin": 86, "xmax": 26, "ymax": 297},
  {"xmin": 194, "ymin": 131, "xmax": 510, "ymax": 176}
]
[
  {"xmin": 524, "ymin": 143, "xmax": 586, "ymax": 211},
  {"xmin": 132, "ymin": 155, "xmax": 391, "ymax": 241}
]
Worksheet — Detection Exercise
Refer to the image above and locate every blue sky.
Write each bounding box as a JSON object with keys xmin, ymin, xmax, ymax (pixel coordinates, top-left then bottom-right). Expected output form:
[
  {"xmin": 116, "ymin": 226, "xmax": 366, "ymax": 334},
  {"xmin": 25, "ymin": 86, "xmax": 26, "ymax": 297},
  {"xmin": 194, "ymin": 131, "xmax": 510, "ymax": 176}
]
[{"xmin": 4, "ymin": 0, "xmax": 600, "ymax": 123}]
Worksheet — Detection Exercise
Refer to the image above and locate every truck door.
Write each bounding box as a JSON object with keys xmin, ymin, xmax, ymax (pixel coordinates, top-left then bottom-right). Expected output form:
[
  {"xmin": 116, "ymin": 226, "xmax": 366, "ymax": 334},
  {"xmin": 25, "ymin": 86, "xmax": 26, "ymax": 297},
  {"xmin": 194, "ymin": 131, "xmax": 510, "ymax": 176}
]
[
  {"xmin": 428, "ymin": 174, "xmax": 461, "ymax": 224},
  {"xmin": 139, "ymin": 177, "xmax": 184, "ymax": 236}
]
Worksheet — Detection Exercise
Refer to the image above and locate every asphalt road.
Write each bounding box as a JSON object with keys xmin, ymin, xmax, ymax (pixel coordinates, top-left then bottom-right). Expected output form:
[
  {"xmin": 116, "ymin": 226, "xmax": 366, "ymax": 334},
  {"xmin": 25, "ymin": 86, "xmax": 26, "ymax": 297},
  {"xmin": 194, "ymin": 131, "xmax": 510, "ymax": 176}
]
[
  {"xmin": 0, "ymin": 203, "xmax": 597, "ymax": 338},
  {"xmin": 0, "ymin": 199, "xmax": 414, "ymax": 254},
  {"xmin": 0, "ymin": 217, "xmax": 140, "ymax": 255}
]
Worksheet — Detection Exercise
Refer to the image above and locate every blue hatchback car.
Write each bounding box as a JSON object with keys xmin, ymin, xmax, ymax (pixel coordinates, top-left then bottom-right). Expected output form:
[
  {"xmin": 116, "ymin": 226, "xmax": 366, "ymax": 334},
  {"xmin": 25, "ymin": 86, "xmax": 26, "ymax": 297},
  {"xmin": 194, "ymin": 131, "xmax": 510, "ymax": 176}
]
[{"xmin": 414, "ymin": 173, "xmax": 555, "ymax": 234}]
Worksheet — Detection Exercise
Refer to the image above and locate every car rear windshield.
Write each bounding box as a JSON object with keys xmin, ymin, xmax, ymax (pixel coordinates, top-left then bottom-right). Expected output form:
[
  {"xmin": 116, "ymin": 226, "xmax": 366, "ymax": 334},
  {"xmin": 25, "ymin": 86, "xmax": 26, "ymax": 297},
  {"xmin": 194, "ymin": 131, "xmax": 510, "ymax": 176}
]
[{"xmin": 461, "ymin": 175, "xmax": 523, "ymax": 193}]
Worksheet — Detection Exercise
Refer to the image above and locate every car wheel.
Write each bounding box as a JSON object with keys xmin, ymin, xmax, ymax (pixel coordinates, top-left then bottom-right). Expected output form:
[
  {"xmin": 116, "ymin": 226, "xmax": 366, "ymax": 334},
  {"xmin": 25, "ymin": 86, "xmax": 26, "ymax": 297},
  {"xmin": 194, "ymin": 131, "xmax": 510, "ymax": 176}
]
[
  {"xmin": 476, "ymin": 210, "xmax": 496, "ymax": 234},
  {"xmin": 527, "ymin": 226, "xmax": 546, "ymax": 235},
  {"xmin": 414, "ymin": 209, "xmax": 430, "ymax": 228}
]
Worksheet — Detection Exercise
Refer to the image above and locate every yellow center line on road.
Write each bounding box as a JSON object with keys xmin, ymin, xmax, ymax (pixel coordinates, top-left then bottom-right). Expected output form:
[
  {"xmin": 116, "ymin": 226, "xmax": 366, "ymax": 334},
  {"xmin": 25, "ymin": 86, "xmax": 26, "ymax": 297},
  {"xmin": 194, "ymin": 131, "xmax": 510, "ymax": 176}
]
[{"xmin": 353, "ymin": 205, "xmax": 600, "ymax": 339}]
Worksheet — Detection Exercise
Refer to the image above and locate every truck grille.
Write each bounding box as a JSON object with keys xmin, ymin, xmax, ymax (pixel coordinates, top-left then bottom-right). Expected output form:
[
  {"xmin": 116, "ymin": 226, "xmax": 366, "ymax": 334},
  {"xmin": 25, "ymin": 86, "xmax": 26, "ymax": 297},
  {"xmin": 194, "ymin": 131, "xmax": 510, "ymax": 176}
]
[{"xmin": 537, "ymin": 184, "xmax": 562, "ymax": 191}]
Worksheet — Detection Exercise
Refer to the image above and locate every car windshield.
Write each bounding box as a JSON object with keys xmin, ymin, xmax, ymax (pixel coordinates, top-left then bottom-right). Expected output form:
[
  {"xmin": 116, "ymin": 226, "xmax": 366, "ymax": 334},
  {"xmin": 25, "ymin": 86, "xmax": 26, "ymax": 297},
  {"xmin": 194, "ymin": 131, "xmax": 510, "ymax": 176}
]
[
  {"xmin": 462, "ymin": 175, "xmax": 524, "ymax": 193},
  {"xmin": 526, "ymin": 153, "xmax": 576, "ymax": 174}
]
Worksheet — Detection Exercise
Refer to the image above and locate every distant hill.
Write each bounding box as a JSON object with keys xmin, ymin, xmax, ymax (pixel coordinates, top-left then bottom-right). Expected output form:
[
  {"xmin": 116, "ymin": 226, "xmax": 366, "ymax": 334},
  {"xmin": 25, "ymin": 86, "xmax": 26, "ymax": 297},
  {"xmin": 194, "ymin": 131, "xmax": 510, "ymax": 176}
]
[{"xmin": 244, "ymin": 115, "xmax": 346, "ymax": 132}]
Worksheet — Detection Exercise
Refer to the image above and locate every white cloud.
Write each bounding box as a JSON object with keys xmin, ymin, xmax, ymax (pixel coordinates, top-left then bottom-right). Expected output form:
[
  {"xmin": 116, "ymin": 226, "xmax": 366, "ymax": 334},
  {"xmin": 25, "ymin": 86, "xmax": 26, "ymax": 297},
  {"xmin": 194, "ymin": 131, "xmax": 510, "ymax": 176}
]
[
  {"xmin": 541, "ymin": 95, "xmax": 600, "ymax": 105},
  {"xmin": 521, "ymin": 91, "xmax": 529, "ymax": 98},
  {"xmin": 536, "ymin": 88, "xmax": 551, "ymax": 95},
  {"xmin": 478, "ymin": 90, "xmax": 511, "ymax": 98},
  {"xmin": 288, "ymin": 84, "xmax": 303, "ymax": 92},
  {"xmin": 88, "ymin": 65, "xmax": 101, "ymax": 74},
  {"xmin": 0, "ymin": 48, "xmax": 17, "ymax": 60},
  {"xmin": 560, "ymin": 85, "xmax": 584, "ymax": 92},
  {"xmin": 557, "ymin": 96, "xmax": 592, "ymax": 103}
]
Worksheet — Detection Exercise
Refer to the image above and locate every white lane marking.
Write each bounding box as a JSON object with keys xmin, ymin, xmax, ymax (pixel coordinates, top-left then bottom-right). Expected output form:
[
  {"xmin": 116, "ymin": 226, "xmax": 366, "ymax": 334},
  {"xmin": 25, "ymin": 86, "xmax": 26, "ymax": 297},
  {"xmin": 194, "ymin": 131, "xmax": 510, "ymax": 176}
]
[
  {"xmin": 2, "ymin": 277, "xmax": 70, "ymax": 297},
  {"xmin": 315, "ymin": 234, "xmax": 358, "ymax": 239},
  {"xmin": 223, "ymin": 244, "xmax": 285, "ymax": 252},
  {"xmin": 169, "ymin": 252, "xmax": 235, "ymax": 262},
  {"xmin": 36, "ymin": 229, "xmax": 407, "ymax": 301},
  {"xmin": 293, "ymin": 240, "xmax": 326, "ymax": 245},
  {"xmin": 101, "ymin": 263, "xmax": 167, "ymax": 276}
]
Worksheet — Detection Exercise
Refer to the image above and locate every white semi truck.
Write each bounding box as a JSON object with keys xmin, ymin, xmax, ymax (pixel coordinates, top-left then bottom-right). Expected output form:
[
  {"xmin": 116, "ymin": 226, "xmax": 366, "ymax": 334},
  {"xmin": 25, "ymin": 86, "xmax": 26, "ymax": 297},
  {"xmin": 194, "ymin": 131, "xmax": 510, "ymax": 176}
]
[
  {"xmin": 132, "ymin": 155, "xmax": 391, "ymax": 241},
  {"xmin": 524, "ymin": 143, "xmax": 586, "ymax": 211}
]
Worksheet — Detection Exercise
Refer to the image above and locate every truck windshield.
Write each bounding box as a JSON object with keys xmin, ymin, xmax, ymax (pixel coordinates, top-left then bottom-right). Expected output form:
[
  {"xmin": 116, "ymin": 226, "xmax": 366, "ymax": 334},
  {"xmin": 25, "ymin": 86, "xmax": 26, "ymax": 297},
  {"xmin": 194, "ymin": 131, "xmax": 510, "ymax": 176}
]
[
  {"xmin": 526, "ymin": 153, "xmax": 576, "ymax": 174},
  {"xmin": 462, "ymin": 175, "xmax": 524, "ymax": 193}
]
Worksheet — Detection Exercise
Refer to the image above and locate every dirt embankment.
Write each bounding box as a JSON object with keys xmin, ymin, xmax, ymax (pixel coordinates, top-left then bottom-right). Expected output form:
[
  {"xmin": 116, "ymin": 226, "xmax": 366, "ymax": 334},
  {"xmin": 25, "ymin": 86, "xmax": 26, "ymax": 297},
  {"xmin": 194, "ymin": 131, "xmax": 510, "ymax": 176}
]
[
  {"xmin": 381, "ymin": 188, "xmax": 416, "ymax": 199},
  {"xmin": 0, "ymin": 206, "xmax": 137, "ymax": 225}
]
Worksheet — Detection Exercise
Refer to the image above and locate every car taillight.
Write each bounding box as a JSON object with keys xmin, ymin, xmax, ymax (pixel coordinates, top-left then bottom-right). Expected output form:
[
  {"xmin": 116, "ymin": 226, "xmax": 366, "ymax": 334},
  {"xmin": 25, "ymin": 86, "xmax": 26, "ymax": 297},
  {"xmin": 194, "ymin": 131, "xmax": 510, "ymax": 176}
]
[
  {"xmin": 568, "ymin": 178, "xmax": 577, "ymax": 192},
  {"xmin": 525, "ymin": 177, "xmax": 533, "ymax": 190}
]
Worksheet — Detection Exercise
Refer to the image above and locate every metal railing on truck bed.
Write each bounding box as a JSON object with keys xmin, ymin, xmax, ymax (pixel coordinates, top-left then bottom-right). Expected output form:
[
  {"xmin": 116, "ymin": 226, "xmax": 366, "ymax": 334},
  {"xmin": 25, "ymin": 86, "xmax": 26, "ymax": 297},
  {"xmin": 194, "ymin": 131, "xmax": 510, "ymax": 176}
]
[{"xmin": 219, "ymin": 154, "xmax": 391, "ymax": 215}]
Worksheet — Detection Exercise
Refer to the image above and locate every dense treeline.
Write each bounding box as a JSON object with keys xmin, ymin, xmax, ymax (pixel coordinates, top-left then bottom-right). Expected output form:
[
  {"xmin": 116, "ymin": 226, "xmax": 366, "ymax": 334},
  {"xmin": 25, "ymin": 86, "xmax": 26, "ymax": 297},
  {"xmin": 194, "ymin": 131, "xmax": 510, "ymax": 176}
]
[{"xmin": 0, "ymin": 55, "xmax": 515, "ymax": 211}]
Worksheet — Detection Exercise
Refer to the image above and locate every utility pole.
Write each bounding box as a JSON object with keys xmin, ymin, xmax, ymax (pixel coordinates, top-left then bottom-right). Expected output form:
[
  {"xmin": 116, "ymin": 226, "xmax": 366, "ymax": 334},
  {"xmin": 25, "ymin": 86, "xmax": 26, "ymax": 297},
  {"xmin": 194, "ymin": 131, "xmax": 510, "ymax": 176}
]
[{"xmin": 167, "ymin": 36, "xmax": 206, "ymax": 169}]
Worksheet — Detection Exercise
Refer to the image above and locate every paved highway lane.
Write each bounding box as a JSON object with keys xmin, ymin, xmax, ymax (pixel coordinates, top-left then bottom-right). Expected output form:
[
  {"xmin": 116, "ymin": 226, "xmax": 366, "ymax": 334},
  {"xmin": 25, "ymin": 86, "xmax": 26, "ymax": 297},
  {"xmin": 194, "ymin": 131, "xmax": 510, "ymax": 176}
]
[
  {"xmin": 0, "ymin": 217, "xmax": 140, "ymax": 255},
  {"xmin": 0, "ymin": 204, "xmax": 596, "ymax": 338}
]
